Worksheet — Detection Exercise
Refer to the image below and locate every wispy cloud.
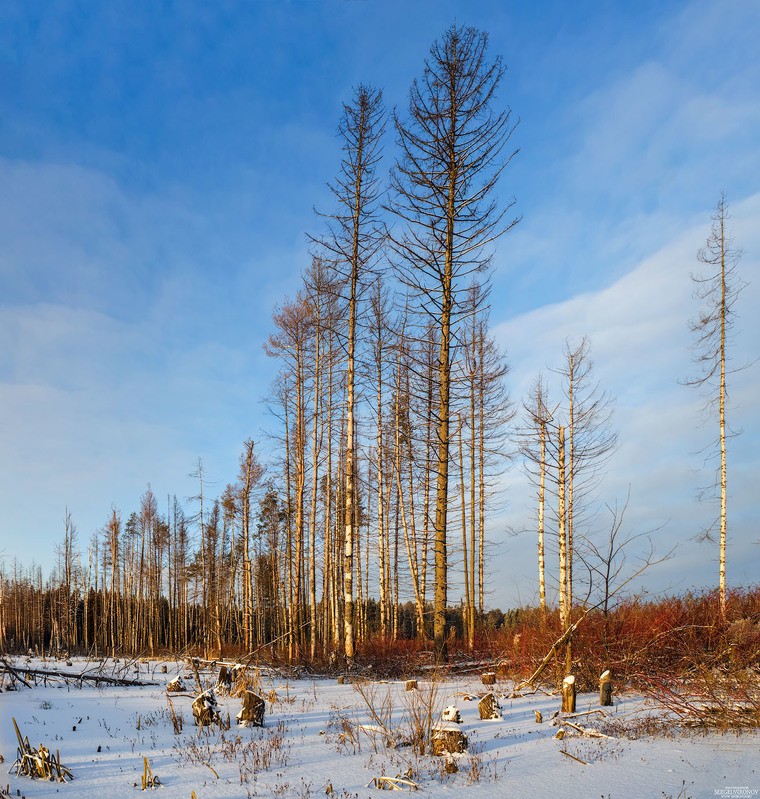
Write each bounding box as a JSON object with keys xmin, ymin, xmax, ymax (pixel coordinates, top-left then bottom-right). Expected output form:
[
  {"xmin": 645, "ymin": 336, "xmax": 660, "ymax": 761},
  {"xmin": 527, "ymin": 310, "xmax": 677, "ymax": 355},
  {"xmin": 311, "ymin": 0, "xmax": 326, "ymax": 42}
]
[{"xmin": 491, "ymin": 193, "xmax": 760, "ymax": 606}]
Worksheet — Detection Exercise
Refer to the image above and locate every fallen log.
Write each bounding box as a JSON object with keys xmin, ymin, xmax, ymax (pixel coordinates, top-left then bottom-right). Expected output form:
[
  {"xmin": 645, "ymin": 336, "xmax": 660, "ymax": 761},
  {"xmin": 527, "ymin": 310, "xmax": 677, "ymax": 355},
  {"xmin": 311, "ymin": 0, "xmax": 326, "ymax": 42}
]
[{"xmin": 0, "ymin": 659, "xmax": 157, "ymax": 687}]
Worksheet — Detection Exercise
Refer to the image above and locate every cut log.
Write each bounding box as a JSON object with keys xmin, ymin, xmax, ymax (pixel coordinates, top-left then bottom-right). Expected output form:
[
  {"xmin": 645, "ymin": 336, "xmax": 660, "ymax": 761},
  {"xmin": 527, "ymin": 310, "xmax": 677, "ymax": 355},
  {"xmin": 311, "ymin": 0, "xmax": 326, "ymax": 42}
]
[
  {"xmin": 237, "ymin": 691, "xmax": 266, "ymax": 728},
  {"xmin": 561, "ymin": 675, "xmax": 576, "ymax": 714},
  {"xmin": 478, "ymin": 692, "xmax": 501, "ymax": 720},
  {"xmin": 431, "ymin": 722, "xmax": 468, "ymax": 755},
  {"xmin": 599, "ymin": 670, "xmax": 613, "ymax": 707},
  {"xmin": 405, "ymin": 680, "xmax": 417, "ymax": 691},
  {"xmin": 481, "ymin": 672, "xmax": 496, "ymax": 686}
]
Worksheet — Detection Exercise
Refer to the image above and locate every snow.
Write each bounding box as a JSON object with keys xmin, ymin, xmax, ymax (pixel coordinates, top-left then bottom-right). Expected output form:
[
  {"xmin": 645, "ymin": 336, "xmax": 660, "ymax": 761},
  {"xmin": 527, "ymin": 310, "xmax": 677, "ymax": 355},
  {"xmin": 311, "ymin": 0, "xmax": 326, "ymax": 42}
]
[{"xmin": 0, "ymin": 657, "xmax": 757, "ymax": 799}]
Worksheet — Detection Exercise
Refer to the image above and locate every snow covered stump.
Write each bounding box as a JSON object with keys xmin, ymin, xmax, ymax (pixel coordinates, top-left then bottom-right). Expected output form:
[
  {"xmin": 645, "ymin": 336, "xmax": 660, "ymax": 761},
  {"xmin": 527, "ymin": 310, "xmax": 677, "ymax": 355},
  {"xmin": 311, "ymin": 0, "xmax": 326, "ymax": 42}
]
[
  {"xmin": 481, "ymin": 672, "xmax": 496, "ymax": 686},
  {"xmin": 561, "ymin": 675, "xmax": 576, "ymax": 714},
  {"xmin": 432, "ymin": 722, "xmax": 468, "ymax": 755},
  {"xmin": 166, "ymin": 675, "xmax": 186, "ymax": 693},
  {"xmin": 192, "ymin": 689, "xmax": 222, "ymax": 728},
  {"xmin": 478, "ymin": 692, "xmax": 501, "ymax": 720},
  {"xmin": 237, "ymin": 691, "xmax": 265, "ymax": 728},
  {"xmin": 600, "ymin": 670, "xmax": 613, "ymax": 706}
]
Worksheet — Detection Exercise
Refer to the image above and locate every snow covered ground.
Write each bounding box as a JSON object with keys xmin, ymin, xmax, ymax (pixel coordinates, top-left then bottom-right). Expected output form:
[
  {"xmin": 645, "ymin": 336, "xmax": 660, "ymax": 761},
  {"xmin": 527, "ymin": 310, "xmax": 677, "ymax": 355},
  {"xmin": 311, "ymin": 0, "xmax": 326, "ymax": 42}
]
[{"xmin": 0, "ymin": 657, "xmax": 757, "ymax": 799}]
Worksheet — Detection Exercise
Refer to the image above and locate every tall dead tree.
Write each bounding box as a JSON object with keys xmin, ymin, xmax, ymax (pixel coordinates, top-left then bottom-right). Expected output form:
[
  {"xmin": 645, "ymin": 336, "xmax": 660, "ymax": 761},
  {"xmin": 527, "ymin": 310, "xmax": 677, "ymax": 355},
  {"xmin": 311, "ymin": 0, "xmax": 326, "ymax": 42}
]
[
  {"xmin": 238, "ymin": 440, "xmax": 264, "ymax": 652},
  {"xmin": 312, "ymin": 84, "xmax": 385, "ymax": 664},
  {"xmin": 520, "ymin": 375, "xmax": 553, "ymax": 614},
  {"xmin": 388, "ymin": 24, "xmax": 518, "ymax": 662},
  {"xmin": 685, "ymin": 194, "xmax": 744, "ymax": 617}
]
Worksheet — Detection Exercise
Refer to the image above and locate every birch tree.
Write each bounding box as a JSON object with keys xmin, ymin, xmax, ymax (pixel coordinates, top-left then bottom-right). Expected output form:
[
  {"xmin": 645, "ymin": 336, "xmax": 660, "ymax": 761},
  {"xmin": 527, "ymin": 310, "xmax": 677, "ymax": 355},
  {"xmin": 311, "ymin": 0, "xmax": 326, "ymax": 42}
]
[
  {"xmin": 312, "ymin": 84, "xmax": 385, "ymax": 664},
  {"xmin": 685, "ymin": 194, "xmax": 744, "ymax": 617}
]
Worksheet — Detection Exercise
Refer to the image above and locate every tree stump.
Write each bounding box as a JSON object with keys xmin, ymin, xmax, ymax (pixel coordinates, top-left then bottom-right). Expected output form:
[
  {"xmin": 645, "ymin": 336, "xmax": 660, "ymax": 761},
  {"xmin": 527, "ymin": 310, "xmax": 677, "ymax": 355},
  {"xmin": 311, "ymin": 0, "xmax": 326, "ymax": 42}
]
[
  {"xmin": 442, "ymin": 705, "xmax": 462, "ymax": 723},
  {"xmin": 432, "ymin": 723, "xmax": 468, "ymax": 755},
  {"xmin": 478, "ymin": 692, "xmax": 501, "ymax": 720},
  {"xmin": 599, "ymin": 670, "xmax": 613, "ymax": 707},
  {"xmin": 561, "ymin": 675, "xmax": 576, "ymax": 714},
  {"xmin": 237, "ymin": 691, "xmax": 266, "ymax": 728},
  {"xmin": 215, "ymin": 665, "xmax": 232, "ymax": 694},
  {"xmin": 481, "ymin": 672, "xmax": 496, "ymax": 686},
  {"xmin": 405, "ymin": 680, "xmax": 417, "ymax": 691},
  {"xmin": 192, "ymin": 689, "xmax": 221, "ymax": 728},
  {"xmin": 166, "ymin": 675, "xmax": 186, "ymax": 693}
]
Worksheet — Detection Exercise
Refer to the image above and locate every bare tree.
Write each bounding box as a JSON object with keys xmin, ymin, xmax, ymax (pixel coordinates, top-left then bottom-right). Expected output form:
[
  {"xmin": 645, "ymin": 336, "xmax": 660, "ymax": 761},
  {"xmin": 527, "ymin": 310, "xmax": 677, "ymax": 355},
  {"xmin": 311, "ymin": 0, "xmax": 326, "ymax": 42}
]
[
  {"xmin": 519, "ymin": 374, "xmax": 554, "ymax": 613},
  {"xmin": 388, "ymin": 24, "xmax": 519, "ymax": 661},
  {"xmin": 685, "ymin": 194, "xmax": 745, "ymax": 616},
  {"xmin": 312, "ymin": 84, "xmax": 385, "ymax": 665}
]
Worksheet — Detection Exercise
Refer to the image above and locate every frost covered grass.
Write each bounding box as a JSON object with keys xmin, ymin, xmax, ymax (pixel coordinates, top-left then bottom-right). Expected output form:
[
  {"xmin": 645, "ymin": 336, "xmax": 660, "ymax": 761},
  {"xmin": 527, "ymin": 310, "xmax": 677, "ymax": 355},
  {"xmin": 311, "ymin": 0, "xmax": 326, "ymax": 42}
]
[{"xmin": 0, "ymin": 656, "xmax": 757, "ymax": 799}]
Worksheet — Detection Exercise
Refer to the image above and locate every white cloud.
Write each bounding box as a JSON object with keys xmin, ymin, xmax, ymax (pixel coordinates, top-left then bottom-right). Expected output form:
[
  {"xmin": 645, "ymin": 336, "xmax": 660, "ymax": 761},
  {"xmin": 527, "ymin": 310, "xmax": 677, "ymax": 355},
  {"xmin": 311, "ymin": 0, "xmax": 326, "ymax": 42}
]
[{"xmin": 488, "ymin": 193, "xmax": 760, "ymax": 607}]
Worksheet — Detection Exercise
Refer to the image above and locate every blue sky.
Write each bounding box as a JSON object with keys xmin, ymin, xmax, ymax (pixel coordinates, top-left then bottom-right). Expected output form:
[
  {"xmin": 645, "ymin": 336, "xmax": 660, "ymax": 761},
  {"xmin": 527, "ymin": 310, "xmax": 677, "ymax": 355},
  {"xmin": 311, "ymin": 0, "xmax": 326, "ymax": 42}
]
[{"xmin": 0, "ymin": 0, "xmax": 758, "ymax": 608}]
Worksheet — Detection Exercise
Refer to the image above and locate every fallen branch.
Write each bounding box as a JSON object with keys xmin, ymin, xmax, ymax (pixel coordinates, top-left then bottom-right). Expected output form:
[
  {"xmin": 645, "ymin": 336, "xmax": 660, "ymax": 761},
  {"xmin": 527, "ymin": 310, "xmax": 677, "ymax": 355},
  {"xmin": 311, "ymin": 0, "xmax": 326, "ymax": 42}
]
[
  {"xmin": 559, "ymin": 748, "xmax": 588, "ymax": 765},
  {"xmin": 367, "ymin": 776, "xmax": 419, "ymax": 791},
  {"xmin": 563, "ymin": 720, "xmax": 615, "ymax": 740},
  {"xmin": 513, "ymin": 610, "xmax": 591, "ymax": 693}
]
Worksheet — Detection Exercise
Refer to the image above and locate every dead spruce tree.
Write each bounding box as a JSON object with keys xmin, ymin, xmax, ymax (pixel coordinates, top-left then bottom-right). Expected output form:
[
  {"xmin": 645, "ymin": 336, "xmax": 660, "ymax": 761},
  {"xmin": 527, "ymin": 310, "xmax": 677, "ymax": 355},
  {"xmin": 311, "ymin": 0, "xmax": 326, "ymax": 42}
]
[
  {"xmin": 387, "ymin": 24, "xmax": 518, "ymax": 662},
  {"xmin": 311, "ymin": 85, "xmax": 385, "ymax": 665},
  {"xmin": 684, "ymin": 194, "xmax": 745, "ymax": 617}
]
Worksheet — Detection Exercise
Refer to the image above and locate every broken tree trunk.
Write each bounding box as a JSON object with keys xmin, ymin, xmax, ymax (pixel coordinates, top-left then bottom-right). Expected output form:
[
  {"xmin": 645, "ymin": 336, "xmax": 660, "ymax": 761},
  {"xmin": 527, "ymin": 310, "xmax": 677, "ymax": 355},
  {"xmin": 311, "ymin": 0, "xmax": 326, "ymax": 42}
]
[
  {"xmin": 215, "ymin": 665, "xmax": 232, "ymax": 695},
  {"xmin": 562, "ymin": 675, "xmax": 576, "ymax": 714},
  {"xmin": 10, "ymin": 717, "xmax": 73, "ymax": 782},
  {"xmin": 600, "ymin": 670, "xmax": 613, "ymax": 707},
  {"xmin": 237, "ymin": 691, "xmax": 265, "ymax": 727}
]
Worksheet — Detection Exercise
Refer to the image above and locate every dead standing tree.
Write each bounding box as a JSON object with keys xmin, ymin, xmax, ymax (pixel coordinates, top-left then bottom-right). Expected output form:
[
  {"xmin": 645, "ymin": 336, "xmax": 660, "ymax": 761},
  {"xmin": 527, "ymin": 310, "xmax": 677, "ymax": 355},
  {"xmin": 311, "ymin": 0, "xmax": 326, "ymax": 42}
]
[
  {"xmin": 388, "ymin": 24, "xmax": 519, "ymax": 662},
  {"xmin": 310, "ymin": 85, "xmax": 386, "ymax": 664},
  {"xmin": 684, "ymin": 194, "xmax": 745, "ymax": 618}
]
